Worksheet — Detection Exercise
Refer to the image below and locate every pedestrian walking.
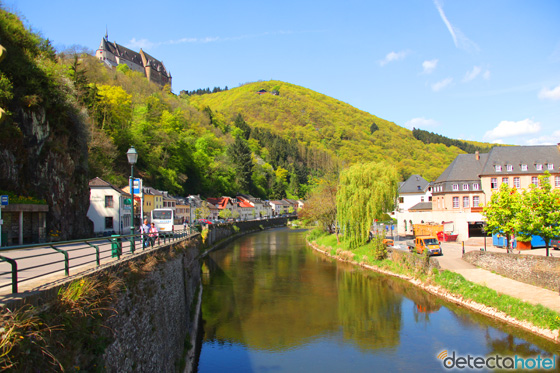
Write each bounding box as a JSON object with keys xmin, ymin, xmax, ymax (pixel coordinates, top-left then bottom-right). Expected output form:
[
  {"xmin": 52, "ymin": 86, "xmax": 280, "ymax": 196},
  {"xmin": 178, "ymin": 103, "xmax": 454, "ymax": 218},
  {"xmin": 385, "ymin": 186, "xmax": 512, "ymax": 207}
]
[{"xmin": 141, "ymin": 219, "xmax": 150, "ymax": 248}]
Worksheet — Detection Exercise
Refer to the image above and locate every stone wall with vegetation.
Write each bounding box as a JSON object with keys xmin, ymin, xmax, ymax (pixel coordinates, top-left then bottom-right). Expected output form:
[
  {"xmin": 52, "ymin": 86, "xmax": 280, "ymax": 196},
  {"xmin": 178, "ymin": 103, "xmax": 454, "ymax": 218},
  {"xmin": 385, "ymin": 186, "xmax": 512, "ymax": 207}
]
[
  {"xmin": 388, "ymin": 247, "xmax": 441, "ymax": 272},
  {"xmin": 205, "ymin": 217, "xmax": 289, "ymax": 247},
  {"xmin": 463, "ymin": 251, "xmax": 560, "ymax": 291},
  {"xmin": 102, "ymin": 236, "xmax": 202, "ymax": 371}
]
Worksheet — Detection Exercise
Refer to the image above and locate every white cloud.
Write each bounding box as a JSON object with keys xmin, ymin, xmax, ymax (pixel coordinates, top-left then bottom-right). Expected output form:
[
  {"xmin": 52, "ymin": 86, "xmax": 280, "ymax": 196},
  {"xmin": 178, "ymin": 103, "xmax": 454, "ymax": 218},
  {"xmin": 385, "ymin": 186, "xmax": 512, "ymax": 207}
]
[
  {"xmin": 433, "ymin": 0, "xmax": 479, "ymax": 52},
  {"xmin": 379, "ymin": 50, "xmax": 409, "ymax": 66},
  {"xmin": 483, "ymin": 119, "xmax": 541, "ymax": 140},
  {"xmin": 463, "ymin": 66, "xmax": 481, "ymax": 82},
  {"xmin": 125, "ymin": 30, "xmax": 309, "ymax": 50},
  {"xmin": 525, "ymin": 131, "xmax": 560, "ymax": 145},
  {"xmin": 431, "ymin": 77, "xmax": 453, "ymax": 92},
  {"xmin": 538, "ymin": 84, "xmax": 560, "ymax": 100},
  {"xmin": 404, "ymin": 117, "xmax": 439, "ymax": 129},
  {"xmin": 422, "ymin": 59, "xmax": 438, "ymax": 74},
  {"xmin": 483, "ymin": 70, "xmax": 491, "ymax": 80},
  {"xmin": 126, "ymin": 38, "xmax": 156, "ymax": 50}
]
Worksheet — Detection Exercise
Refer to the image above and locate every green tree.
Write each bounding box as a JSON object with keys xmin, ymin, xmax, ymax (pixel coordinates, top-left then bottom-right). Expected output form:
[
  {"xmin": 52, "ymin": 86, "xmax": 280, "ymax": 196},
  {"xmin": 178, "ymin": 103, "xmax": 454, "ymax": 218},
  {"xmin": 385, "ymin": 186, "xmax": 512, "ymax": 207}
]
[
  {"xmin": 298, "ymin": 176, "xmax": 338, "ymax": 234},
  {"xmin": 482, "ymin": 183, "xmax": 521, "ymax": 252},
  {"xmin": 516, "ymin": 172, "xmax": 560, "ymax": 256},
  {"xmin": 219, "ymin": 208, "xmax": 232, "ymax": 220},
  {"xmin": 228, "ymin": 136, "xmax": 253, "ymax": 192},
  {"xmin": 336, "ymin": 162, "xmax": 399, "ymax": 249},
  {"xmin": 234, "ymin": 113, "xmax": 251, "ymax": 140},
  {"xmin": 196, "ymin": 201, "xmax": 211, "ymax": 220}
]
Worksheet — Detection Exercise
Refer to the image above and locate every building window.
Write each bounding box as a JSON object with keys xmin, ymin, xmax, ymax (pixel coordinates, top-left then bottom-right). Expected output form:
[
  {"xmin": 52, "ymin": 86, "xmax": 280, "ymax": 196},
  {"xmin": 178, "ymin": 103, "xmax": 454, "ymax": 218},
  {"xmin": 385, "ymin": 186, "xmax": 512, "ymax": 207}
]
[
  {"xmin": 463, "ymin": 196, "xmax": 469, "ymax": 208},
  {"xmin": 506, "ymin": 164, "xmax": 513, "ymax": 172},
  {"xmin": 514, "ymin": 177, "xmax": 520, "ymax": 188},
  {"xmin": 531, "ymin": 176, "xmax": 538, "ymax": 186},
  {"xmin": 536, "ymin": 164, "xmax": 543, "ymax": 171},
  {"xmin": 555, "ymin": 176, "xmax": 560, "ymax": 187},
  {"xmin": 453, "ymin": 197, "xmax": 459, "ymax": 208},
  {"xmin": 491, "ymin": 178, "xmax": 498, "ymax": 189},
  {"xmin": 547, "ymin": 163, "xmax": 554, "ymax": 170},
  {"xmin": 105, "ymin": 195, "xmax": 113, "ymax": 208},
  {"xmin": 105, "ymin": 217, "xmax": 113, "ymax": 230},
  {"xmin": 521, "ymin": 164, "xmax": 527, "ymax": 171},
  {"xmin": 462, "ymin": 184, "xmax": 469, "ymax": 191},
  {"xmin": 502, "ymin": 177, "xmax": 508, "ymax": 186},
  {"xmin": 495, "ymin": 165, "xmax": 502, "ymax": 172},
  {"xmin": 452, "ymin": 184, "xmax": 458, "ymax": 191},
  {"xmin": 473, "ymin": 183, "xmax": 479, "ymax": 190},
  {"xmin": 473, "ymin": 196, "xmax": 480, "ymax": 207}
]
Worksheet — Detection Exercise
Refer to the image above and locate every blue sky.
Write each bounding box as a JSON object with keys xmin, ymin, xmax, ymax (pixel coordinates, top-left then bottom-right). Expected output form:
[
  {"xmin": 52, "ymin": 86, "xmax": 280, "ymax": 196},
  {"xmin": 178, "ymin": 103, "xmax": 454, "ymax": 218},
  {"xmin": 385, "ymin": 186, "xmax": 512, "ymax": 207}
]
[{"xmin": 8, "ymin": 0, "xmax": 560, "ymax": 145}]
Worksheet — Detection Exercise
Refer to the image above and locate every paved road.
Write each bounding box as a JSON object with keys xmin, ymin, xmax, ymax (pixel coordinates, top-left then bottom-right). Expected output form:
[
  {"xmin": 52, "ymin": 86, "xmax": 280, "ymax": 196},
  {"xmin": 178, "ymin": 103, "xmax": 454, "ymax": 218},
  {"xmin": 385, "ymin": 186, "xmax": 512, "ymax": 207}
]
[{"xmin": 0, "ymin": 226, "xmax": 193, "ymax": 298}]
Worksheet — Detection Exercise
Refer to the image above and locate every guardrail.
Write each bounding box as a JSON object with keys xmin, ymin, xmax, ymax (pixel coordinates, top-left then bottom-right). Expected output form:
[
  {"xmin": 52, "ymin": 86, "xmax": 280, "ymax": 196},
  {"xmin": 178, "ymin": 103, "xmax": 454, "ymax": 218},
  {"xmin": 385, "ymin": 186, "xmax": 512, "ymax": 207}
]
[{"xmin": 0, "ymin": 229, "xmax": 194, "ymax": 295}]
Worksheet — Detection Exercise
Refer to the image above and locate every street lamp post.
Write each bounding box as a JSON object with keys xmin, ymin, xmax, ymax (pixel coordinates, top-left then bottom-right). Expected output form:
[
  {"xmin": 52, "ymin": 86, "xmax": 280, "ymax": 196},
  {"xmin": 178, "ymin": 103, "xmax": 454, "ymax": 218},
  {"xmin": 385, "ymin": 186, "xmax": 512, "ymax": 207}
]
[{"xmin": 127, "ymin": 146, "xmax": 138, "ymax": 240}]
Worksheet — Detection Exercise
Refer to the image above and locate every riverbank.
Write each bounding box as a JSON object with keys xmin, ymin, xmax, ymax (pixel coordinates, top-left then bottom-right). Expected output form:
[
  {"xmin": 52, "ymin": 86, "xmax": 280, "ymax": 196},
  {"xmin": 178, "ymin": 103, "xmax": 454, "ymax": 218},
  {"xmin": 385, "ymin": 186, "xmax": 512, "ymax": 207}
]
[{"xmin": 306, "ymin": 238, "xmax": 560, "ymax": 344}]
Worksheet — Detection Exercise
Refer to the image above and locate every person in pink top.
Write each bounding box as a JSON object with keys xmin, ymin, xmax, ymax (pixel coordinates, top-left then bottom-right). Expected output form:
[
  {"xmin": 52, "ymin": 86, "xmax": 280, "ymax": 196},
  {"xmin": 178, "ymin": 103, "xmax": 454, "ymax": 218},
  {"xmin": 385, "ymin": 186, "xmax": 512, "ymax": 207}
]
[{"xmin": 149, "ymin": 222, "xmax": 159, "ymax": 247}]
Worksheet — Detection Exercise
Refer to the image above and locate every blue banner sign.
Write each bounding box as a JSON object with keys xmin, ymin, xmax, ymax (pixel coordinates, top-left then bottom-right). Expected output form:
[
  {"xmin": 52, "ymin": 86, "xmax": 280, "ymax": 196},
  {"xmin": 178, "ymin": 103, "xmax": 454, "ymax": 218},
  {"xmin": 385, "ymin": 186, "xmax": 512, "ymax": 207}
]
[{"xmin": 0, "ymin": 195, "xmax": 8, "ymax": 206}]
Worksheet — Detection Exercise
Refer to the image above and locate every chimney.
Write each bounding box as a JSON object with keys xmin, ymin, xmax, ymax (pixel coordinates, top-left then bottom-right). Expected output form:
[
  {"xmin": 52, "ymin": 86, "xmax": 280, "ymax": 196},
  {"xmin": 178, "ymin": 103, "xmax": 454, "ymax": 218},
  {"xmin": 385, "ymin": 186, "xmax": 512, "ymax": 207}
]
[{"xmin": 475, "ymin": 151, "xmax": 480, "ymax": 161}]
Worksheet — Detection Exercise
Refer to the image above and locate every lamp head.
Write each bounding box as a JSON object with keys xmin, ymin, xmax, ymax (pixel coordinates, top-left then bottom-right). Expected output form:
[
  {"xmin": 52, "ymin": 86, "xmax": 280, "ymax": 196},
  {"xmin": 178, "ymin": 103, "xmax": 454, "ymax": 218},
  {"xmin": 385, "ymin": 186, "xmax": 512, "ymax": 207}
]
[{"xmin": 127, "ymin": 146, "xmax": 138, "ymax": 165}]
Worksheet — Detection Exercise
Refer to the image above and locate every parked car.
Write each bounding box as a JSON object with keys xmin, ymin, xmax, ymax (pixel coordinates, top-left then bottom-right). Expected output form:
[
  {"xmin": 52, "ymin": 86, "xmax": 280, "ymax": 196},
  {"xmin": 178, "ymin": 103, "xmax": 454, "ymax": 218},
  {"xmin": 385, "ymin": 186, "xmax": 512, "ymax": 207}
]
[
  {"xmin": 197, "ymin": 219, "xmax": 213, "ymax": 225},
  {"xmin": 551, "ymin": 238, "xmax": 560, "ymax": 250}
]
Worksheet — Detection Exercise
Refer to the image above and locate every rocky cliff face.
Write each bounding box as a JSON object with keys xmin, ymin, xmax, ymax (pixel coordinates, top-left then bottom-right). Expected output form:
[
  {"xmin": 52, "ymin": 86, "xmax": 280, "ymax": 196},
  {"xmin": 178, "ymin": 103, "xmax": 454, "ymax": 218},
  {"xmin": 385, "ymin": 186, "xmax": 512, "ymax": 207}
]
[
  {"xmin": 0, "ymin": 10, "xmax": 93, "ymax": 240},
  {"xmin": 0, "ymin": 106, "xmax": 92, "ymax": 240}
]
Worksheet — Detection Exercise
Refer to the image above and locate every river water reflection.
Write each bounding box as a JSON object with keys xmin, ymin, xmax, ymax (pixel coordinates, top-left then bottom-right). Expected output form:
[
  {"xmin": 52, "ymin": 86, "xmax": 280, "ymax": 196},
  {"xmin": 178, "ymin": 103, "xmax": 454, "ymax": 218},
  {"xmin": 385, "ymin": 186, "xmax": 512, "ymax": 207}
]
[{"xmin": 196, "ymin": 228, "xmax": 558, "ymax": 372}]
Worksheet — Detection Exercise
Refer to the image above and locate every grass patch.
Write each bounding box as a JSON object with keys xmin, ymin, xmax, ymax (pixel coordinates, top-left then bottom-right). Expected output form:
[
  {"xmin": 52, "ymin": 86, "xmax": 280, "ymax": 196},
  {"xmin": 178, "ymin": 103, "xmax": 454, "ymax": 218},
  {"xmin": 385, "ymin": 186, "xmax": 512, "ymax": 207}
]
[
  {"xmin": 433, "ymin": 270, "xmax": 560, "ymax": 331},
  {"xmin": 1, "ymin": 275, "xmax": 121, "ymax": 371}
]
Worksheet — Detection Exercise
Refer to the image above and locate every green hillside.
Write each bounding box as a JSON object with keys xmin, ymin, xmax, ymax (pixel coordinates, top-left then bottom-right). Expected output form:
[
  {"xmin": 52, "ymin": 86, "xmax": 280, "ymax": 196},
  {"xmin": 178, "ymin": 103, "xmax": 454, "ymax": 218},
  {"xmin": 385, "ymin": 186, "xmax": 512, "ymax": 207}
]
[
  {"xmin": 188, "ymin": 81, "xmax": 466, "ymax": 182},
  {"xmin": 0, "ymin": 7, "xmax": 486, "ymax": 204}
]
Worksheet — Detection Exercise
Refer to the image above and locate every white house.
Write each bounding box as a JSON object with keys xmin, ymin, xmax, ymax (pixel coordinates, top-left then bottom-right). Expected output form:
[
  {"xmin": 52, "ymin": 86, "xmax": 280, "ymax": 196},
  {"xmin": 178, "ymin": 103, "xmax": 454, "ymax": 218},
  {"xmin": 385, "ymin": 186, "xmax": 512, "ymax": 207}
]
[
  {"xmin": 395, "ymin": 174, "xmax": 432, "ymax": 213},
  {"xmin": 88, "ymin": 177, "xmax": 132, "ymax": 235}
]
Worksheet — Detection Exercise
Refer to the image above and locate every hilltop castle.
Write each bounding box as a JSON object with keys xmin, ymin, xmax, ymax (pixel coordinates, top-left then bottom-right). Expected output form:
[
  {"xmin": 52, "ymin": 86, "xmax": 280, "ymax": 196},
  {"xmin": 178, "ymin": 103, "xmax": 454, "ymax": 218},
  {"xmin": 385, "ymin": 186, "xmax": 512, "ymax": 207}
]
[{"xmin": 95, "ymin": 33, "xmax": 172, "ymax": 88}]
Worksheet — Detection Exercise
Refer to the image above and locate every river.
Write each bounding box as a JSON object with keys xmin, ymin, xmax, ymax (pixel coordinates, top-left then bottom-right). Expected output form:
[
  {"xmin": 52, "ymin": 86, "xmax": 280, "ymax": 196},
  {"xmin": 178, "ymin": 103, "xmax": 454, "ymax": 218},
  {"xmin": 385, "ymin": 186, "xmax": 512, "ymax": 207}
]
[{"xmin": 196, "ymin": 228, "xmax": 558, "ymax": 372}]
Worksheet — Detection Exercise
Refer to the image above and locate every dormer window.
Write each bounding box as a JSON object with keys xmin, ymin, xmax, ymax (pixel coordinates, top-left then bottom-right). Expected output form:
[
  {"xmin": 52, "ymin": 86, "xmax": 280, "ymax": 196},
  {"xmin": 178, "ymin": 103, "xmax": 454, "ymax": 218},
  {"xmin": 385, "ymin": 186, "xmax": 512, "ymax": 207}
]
[
  {"xmin": 547, "ymin": 163, "xmax": 554, "ymax": 170},
  {"xmin": 521, "ymin": 164, "xmax": 528, "ymax": 171},
  {"xmin": 473, "ymin": 183, "xmax": 479, "ymax": 190},
  {"xmin": 536, "ymin": 164, "xmax": 543, "ymax": 171},
  {"xmin": 452, "ymin": 184, "xmax": 458, "ymax": 191},
  {"xmin": 462, "ymin": 184, "xmax": 469, "ymax": 191},
  {"xmin": 506, "ymin": 164, "xmax": 513, "ymax": 172},
  {"xmin": 495, "ymin": 165, "xmax": 502, "ymax": 172}
]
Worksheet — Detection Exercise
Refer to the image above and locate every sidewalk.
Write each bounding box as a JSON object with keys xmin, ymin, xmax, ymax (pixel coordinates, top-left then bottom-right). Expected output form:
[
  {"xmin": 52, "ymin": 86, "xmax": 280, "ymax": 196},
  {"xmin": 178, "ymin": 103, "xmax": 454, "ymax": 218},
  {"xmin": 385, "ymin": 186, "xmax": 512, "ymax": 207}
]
[{"xmin": 437, "ymin": 240, "xmax": 560, "ymax": 313}]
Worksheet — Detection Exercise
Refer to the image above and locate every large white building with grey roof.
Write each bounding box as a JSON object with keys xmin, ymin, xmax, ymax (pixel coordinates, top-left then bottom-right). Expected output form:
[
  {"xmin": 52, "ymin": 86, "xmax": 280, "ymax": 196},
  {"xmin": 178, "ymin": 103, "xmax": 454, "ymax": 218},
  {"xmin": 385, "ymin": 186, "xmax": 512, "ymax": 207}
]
[{"xmin": 396, "ymin": 144, "xmax": 560, "ymax": 241}]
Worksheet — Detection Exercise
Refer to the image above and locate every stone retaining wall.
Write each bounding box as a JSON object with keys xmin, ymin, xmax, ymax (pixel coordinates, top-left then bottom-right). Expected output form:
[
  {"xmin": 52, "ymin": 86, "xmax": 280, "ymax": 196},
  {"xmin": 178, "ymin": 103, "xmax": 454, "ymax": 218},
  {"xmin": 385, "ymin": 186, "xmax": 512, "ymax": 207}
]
[
  {"xmin": 463, "ymin": 251, "xmax": 560, "ymax": 292},
  {"xmin": 2, "ymin": 218, "xmax": 289, "ymax": 371},
  {"xmin": 388, "ymin": 248, "xmax": 441, "ymax": 272}
]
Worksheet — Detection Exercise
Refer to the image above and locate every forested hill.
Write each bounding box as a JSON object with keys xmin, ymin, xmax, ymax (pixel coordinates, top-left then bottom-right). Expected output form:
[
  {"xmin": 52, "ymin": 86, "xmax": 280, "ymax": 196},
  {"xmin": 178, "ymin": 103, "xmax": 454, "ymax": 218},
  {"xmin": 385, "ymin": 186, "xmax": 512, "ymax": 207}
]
[
  {"xmin": 187, "ymin": 81, "xmax": 467, "ymax": 182},
  {"xmin": 0, "ymin": 8, "xmax": 493, "ymax": 205}
]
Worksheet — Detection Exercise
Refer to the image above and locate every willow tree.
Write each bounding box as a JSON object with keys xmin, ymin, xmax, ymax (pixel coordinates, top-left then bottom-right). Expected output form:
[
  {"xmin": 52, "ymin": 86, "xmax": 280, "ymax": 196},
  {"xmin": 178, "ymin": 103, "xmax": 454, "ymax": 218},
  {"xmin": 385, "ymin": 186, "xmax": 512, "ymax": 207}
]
[{"xmin": 336, "ymin": 162, "xmax": 399, "ymax": 249}]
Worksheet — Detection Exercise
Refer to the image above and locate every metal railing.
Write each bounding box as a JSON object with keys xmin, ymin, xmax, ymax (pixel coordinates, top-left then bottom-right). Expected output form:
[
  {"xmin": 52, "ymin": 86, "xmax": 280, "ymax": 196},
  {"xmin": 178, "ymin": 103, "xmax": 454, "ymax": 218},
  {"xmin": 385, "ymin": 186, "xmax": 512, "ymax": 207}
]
[{"xmin": 0, "ymin": 228, "xmax": 194, "ymax": 295}]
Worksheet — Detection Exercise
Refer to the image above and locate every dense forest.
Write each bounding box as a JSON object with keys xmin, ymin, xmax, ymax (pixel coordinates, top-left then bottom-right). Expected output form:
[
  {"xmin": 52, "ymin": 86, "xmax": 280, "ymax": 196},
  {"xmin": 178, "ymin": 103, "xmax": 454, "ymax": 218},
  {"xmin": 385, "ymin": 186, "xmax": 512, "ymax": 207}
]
[
  {"xmin": 412, "ymin": 128, "xmax": 495, "ymax": 154},
  {"xmin": 1, "ymin": 8, "xmax": 494, "ymax": 204},
  {"xmin": 188, "ymin": 81, "xmax": 474, "ymax": 182}
]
